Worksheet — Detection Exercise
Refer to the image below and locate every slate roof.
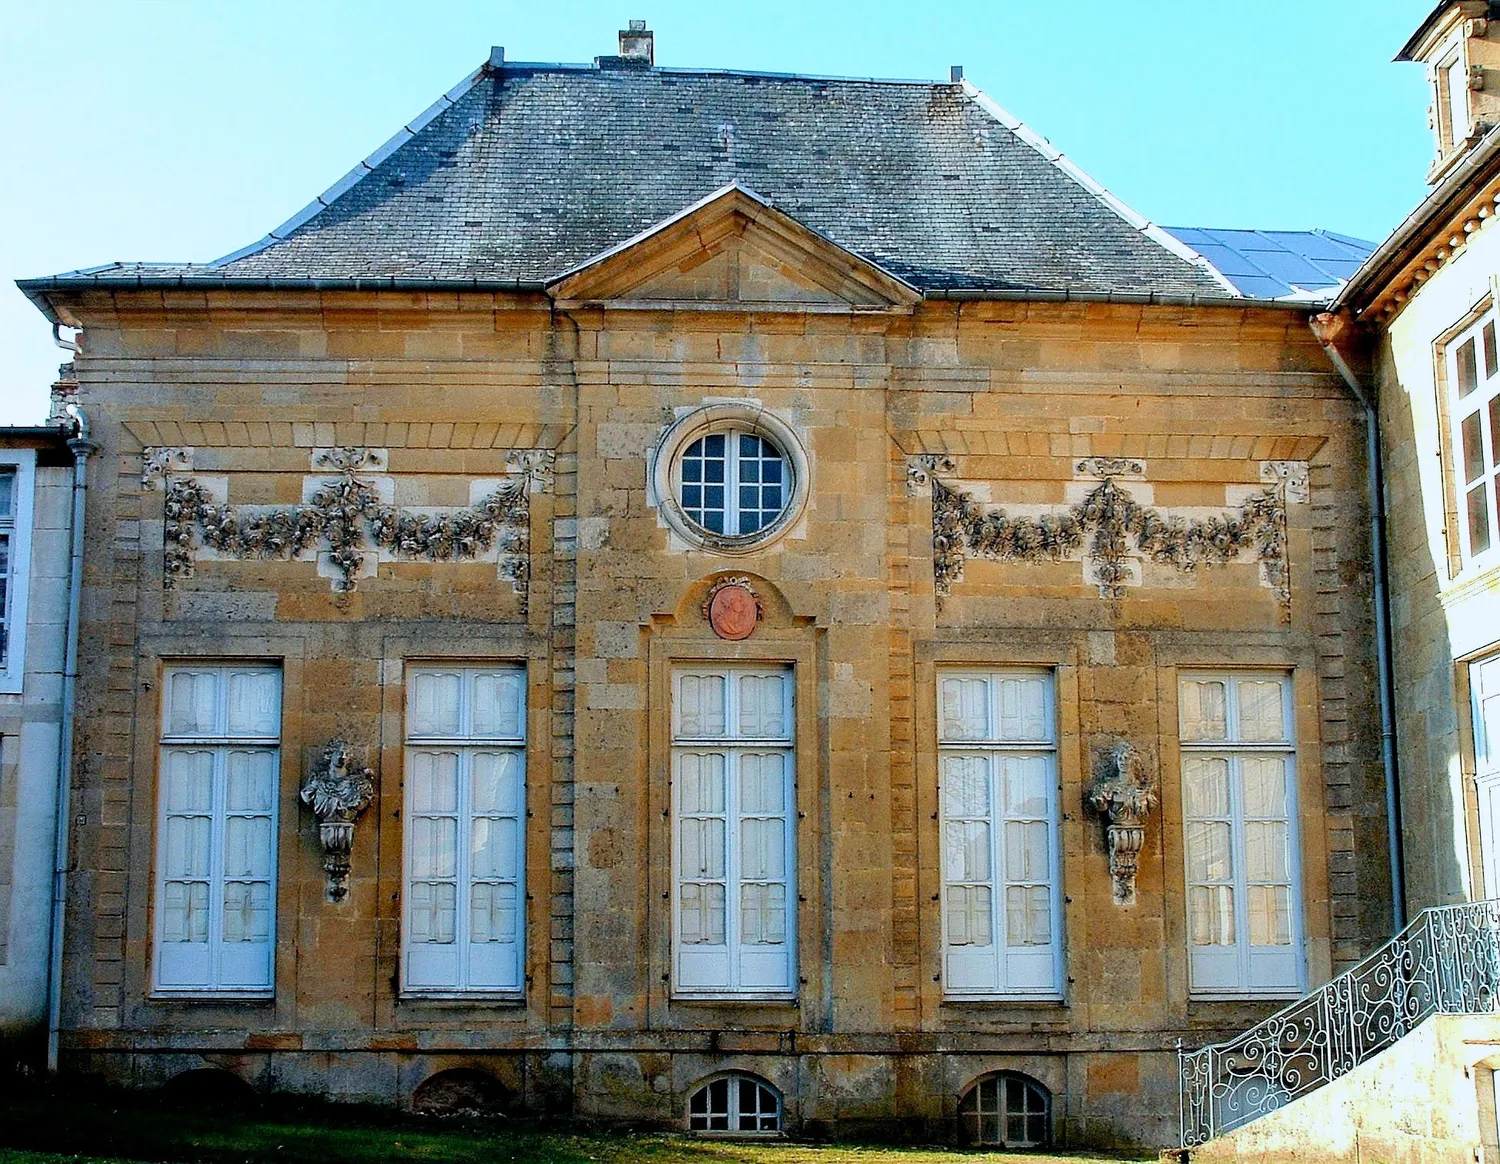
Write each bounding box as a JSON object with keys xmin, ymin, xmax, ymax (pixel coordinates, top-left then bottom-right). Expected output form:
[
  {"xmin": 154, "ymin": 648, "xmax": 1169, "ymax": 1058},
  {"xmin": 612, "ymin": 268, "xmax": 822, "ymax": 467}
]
[
  {"xmin": 23, "ymin": 59, "xmax": 1241, "ymax": 301},
  {"xmin": 1162, "ymin": 227, "xmax": 1375, "ymax": 300}
]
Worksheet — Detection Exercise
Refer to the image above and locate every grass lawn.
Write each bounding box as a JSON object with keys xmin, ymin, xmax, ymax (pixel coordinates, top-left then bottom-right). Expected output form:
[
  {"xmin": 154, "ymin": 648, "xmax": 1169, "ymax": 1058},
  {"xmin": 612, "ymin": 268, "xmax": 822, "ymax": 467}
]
[{"xmin": 0, "ymin": 1087, "xmax": 1143, "ymax": 1164}]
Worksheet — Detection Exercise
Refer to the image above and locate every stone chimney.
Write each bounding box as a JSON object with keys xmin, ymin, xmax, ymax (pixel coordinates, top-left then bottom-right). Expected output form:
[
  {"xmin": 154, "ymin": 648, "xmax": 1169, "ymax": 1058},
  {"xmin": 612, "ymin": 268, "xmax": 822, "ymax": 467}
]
[{"xmin": 618, "ymin": 19, "xmax": 654, "ymax": 65}]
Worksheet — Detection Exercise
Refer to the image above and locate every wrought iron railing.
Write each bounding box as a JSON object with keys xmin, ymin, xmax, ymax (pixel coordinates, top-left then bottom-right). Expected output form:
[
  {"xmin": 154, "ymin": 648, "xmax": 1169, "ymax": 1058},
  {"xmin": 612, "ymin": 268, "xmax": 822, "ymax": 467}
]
[{"xmin": 1179, "ymin": 899, "xmax": 1500, "ymax": 1147}]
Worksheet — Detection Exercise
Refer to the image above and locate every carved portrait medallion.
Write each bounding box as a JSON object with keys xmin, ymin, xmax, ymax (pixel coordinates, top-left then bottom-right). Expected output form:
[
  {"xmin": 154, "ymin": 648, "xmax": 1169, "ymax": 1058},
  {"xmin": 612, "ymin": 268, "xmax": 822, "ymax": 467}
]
[{"xmin": 706, "ymin": 581, "xmax": 760, "ymax": 640}]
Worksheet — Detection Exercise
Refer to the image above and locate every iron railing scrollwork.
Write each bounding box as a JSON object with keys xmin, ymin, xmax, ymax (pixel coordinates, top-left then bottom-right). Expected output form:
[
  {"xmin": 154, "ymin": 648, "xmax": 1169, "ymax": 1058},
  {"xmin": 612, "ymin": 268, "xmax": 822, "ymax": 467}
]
[{"xmin": 1178, "ymin": 899, "xmax": 1500, "ymax": 1147}]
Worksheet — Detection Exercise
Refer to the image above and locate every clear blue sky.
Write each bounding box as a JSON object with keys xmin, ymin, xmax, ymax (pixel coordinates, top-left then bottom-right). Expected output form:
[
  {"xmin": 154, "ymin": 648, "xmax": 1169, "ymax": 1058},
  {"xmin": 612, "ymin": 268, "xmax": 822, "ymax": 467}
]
[{"xmin": 0, "ymin": 1, "xmax": 1434, "ymax": 425}]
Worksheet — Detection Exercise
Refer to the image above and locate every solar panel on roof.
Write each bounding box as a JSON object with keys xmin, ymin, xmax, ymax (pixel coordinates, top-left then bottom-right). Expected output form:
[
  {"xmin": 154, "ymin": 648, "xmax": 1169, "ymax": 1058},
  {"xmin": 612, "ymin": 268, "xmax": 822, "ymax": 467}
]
[{"xmin": 1162, "ymin": 226, "xmax": 1376, "ymax": 300}]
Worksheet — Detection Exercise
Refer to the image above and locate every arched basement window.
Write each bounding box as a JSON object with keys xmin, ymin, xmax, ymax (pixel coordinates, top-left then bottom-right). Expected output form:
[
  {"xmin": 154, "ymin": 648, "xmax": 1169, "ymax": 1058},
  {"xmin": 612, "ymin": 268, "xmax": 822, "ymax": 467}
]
[
  {"xmin": 688, "ymin": 1074, "xmax": 781, "ymax": 1134},
  {"xmin": 959, "ymin": 1072, "xmax": 1050, "ymax": 1148}
]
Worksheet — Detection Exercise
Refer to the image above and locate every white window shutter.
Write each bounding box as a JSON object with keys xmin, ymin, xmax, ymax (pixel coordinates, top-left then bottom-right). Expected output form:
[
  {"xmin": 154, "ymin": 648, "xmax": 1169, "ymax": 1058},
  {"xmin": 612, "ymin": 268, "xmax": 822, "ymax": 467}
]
[
  {"xmin": 939, "ymin": 670, "xmax": 1061, "ymax": 999},
  {"xmin": 403, "ymin": 665, "xmax": 526, "ymax": 995},
  {"xmin": 1181, "ymin": 672, "xmax": 1303, "ymax": 996},
  {"xmin": 154, "ymin": 664, "xmax": 280, "ymax": 995},
  {"xmin": 673, "ymin": 667, "xmax": 795, "ymax": 997}
]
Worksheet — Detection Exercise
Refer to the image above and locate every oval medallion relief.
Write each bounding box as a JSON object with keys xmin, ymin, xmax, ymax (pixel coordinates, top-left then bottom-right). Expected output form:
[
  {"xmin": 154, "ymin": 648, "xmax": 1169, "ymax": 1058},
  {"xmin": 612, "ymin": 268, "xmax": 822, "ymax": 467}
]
[{"xmin": 702, "ymin": 576, "xmax": 762, "ymax": 640}]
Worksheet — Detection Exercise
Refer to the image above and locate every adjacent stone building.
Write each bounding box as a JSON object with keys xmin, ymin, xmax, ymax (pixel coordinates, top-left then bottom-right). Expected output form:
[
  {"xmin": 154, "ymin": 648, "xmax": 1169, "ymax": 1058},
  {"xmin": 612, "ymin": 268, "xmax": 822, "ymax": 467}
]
[
  {"xmin": 17, "ymin": 25, "xmax": 1392, "ymax": 1149},
  {"xmin": 1328, "ymin": 0, "xmax": 1500, "ymax": 916},
  {"xmin": 0, "ymin": 422, "xmax": 78, "ymax": 1070}
]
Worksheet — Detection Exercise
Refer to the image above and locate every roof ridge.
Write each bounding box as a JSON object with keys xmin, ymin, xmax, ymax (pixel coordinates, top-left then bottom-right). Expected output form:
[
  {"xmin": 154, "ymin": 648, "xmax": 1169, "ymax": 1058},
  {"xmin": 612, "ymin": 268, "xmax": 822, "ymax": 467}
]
[{"xmin": 960, "ymin": 80, "xmax": 1241, "ymax": 297}]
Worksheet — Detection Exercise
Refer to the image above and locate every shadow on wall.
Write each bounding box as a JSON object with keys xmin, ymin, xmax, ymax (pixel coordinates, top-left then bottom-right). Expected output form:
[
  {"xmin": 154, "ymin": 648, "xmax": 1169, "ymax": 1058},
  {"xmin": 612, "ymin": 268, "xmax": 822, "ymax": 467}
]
[
  {"xmin": 162, "ymin": 1068, "xmax": 258, "ymax": 1109},
  {"xmin": 412, "ymin": 1068, "xmax": 515, "ymax": 1116},
  {"xmin": 1379, "ymin": 352, "xmax": 1467, "ymax": 911}
]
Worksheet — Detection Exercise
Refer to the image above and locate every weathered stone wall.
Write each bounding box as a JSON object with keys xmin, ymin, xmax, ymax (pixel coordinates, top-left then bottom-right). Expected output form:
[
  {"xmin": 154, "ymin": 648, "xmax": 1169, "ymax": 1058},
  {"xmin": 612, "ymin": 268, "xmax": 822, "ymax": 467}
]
[
  {"xmin": 1377, "ymin": 215, "xmax": 1500, "ymax": 913},
  {"xmin": 46, "ymin": 287, "xmax": 1387, "ymax": 1149}
]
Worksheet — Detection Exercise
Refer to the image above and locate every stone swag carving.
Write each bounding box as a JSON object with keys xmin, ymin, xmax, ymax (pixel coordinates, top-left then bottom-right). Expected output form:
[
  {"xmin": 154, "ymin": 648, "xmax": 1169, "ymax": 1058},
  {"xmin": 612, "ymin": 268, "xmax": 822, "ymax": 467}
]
[
  {"xmin": 915, "ymin": 455, "xmax": 1303, "ymax": 618},
  {"xmin": 1085, "ymin": 740, "xmax": 1159, "ymax": 907},
  {"xmin": 301, "ymin": 739, "xmax": 376, "ymax": 903},
  {"xmin": 157, "ymin": 447, "xmax": 554, "ymax": 599}
]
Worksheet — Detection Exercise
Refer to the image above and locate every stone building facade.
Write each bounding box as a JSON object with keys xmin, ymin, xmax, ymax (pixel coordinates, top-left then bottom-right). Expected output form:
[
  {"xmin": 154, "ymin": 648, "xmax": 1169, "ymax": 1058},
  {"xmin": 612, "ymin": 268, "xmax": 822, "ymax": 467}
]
[{"xmin": 19, "ymin": 27, "xmax": 1391, "ymax": 1149}]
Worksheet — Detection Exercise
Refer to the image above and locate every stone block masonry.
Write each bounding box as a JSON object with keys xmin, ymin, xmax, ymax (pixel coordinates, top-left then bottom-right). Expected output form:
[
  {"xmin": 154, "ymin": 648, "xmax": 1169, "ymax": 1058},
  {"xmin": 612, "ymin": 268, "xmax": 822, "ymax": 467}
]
[{"xmin": 42, "ymin": 286, "xmax": 1387, "ymax": 1151}]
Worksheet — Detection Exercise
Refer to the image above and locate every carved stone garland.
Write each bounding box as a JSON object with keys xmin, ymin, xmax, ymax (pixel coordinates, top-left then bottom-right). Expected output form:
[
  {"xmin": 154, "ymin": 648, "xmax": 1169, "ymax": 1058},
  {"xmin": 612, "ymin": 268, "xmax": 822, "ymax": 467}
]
[
  {"xmin": 1085, "ymin": 740, "xmax": 1159, "ymax": 907},
  {"xmin": 300, "ymin": 739, "xmax": 376, "ymax": 903},
  {"xmin": 915, "ymin": 456, "xmax": 1304, "ymax": 619},
  {"xmin": 158, "ymin": 448, "xmax": 552, "ymax": 600}
]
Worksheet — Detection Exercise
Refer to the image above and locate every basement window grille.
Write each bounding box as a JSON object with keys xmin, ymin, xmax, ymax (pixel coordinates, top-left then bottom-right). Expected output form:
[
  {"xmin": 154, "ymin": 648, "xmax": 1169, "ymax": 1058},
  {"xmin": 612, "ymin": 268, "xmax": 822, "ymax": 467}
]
[
  {"xmin": 959, "ymin": 1072, "xmax": 1050, "ymax": 1149},
  {"xmin": 687, "ymin": 1074, "xmax": 781, "ymax": 1134}
]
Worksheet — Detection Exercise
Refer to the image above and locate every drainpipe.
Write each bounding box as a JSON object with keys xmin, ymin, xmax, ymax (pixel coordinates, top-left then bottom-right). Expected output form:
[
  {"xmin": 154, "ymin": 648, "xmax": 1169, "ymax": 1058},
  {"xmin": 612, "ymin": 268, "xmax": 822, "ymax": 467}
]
[
  {"xmin": 1310, "ymin": 313, "xmax": 1406, "ymax": 933},
  {"xmin": 47, "ymin": 403, "xmax": 97, "ymax": 1073}
]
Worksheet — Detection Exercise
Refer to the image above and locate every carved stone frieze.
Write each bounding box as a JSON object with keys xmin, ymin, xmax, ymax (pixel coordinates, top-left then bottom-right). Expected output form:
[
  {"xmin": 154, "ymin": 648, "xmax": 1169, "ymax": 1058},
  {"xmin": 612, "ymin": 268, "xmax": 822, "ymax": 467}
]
[
  {"xmin": 923, "ymin": 461, "xmax": 1305, "ymax": 618},
  {"xmin": 1260, "ymin": 460, "xmax": 1310, "ymax": 504},
  {"xmin": 300, "ymin": 739, "xmax": 375, "ymax": 903},
  {"xmin": 312, "ymin": 446, "xmax": 387, "ymax": 473},
  {"xmin": 905, "ymin": 453, "xmax": 958, "ymax": 497},
  {"xmin": 1085, "ymin": 740, "xmax": 1159, "ymax": 907},
  {"xmin": 505, "ymin": 449, "xmax": 556, "ymax": 493},
  {"xmin": 141, "ymin": 446, "xmax": 193, "ymax": 490},
  {"xmin": 157, "ymin": 452, "xmax": 548, "ymax": 597},
  {"xmin": 1076, "ymin": 456, "xmax": 1145, "ymax": 480}
]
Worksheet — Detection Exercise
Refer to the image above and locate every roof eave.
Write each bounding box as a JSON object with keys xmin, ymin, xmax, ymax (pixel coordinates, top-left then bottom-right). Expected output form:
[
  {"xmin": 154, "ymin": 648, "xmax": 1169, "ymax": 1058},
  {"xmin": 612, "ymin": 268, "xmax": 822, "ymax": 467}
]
[{"xmin": 924, "ymin": 287, "xmax": 1321, "ymax": 311}]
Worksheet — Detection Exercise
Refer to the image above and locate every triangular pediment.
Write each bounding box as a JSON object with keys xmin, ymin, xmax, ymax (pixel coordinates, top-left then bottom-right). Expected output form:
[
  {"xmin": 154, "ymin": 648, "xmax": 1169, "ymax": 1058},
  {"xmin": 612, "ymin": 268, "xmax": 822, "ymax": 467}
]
[{"xmin": 546, "ymin": 184, "xmax": 921, "ymax": 311}]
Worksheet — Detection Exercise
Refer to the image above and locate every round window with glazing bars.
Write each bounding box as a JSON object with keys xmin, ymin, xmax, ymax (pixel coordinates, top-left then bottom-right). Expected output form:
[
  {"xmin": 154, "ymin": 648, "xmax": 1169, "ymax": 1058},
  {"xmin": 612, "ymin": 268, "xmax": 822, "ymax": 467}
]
[
  {"xmin": 650, "ymin": 404, "xmax": 809, "ymax": 554},
  {"xmin": 677, "ymin": 428, "xmax": 789, "ymax": 538}
]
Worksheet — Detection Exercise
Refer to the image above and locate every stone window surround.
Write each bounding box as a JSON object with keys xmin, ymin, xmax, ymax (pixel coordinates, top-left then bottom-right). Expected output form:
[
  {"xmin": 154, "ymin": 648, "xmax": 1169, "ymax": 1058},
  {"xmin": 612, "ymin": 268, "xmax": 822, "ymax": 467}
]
[
  {"xmin": 1178, "ymin": 670, "xmax": 1305, "ymax": 999},
  {"xmin": 0, "ymin": 449, "xmax": 36, "ymax": 695},
  {"xmin": 643, "ymin": 624, "xmax": 820, "ymax": 1023},
  {"xmin": 935, "ymin": 666, "xmax": 1064, "ymax": 1002},
  {"xmin": 401, "ymin": 662, "xmax": 529, "ymax": 999},
  {"xmin": 649, "ymin": 403, "xmax": 810, "ymax": 555},
  {"xmin": 1437, "ymin": 296, "xmax": 1500, "ymax": 574},
  {"xmin": 914, "ymin": 638, "xmax": 1332, "ymax": 1014}
]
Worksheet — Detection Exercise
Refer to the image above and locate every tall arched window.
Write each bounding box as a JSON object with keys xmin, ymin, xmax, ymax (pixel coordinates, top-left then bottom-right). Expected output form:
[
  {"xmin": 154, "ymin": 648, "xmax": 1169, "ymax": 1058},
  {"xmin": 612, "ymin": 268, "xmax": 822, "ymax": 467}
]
[
  {"xmin": 687, "ymin": 1073, "xmax": 781, "ymax": 1134},
  {"xmin": 959, "ymin": 1072, "xmax": 1050, "ymax": 1148}
]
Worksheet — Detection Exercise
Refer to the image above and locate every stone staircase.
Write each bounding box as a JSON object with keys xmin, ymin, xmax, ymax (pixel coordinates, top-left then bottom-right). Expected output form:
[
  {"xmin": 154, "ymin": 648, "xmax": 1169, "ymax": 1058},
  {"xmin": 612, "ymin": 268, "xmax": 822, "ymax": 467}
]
[{"xmin": 1177, "ymin": 900, "xmax": 1500, "ymax": 1155}]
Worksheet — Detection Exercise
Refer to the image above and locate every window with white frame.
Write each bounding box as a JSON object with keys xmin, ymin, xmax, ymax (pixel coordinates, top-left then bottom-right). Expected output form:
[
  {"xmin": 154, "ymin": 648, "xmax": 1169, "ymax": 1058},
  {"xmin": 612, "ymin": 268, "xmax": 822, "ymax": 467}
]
[
  {"xmin": 154, "ymin": 664, "xmax": 281, "ymax": 995},
  {"xmin": 403, "ymin": 664, "xmax": 527, "ymax": 995},
  {"xmin": 0, "ymin": 451, "xmax": 36, "ymax": 695},
  {"xmin": 1180, "ymin": 672, "xmax": 1303, "ymax": 996},
  {"xmin": 687, "ymin": 1074, "xmax": 782, "ymax": 1134},
  {"xmin": 1450, "ymin": 308, "xmax": 1500, "ymax": 565},
  {"xmin": 672, "ymin": 666, "xmax": 796, "ymax": 997},
  {"xmin": 937, "ymin": 670, "xmax": 1062, "ymax": 998}
]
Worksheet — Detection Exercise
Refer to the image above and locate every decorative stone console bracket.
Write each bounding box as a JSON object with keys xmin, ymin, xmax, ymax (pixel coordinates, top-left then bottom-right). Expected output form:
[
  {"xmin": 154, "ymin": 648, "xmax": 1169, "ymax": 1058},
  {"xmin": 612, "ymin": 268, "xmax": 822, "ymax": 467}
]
[
  {"xmin": 301, "ymin": 739, "xmax": 376, "ymax": 903},
  {"xmin": 1085, "ymin": 740, "xmax": 1159, "ymax": 907}
]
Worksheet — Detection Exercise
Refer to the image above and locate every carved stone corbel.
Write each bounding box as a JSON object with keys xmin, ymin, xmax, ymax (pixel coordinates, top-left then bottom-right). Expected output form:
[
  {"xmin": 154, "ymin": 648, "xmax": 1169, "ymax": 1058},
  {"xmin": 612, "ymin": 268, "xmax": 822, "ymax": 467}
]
[
  {"xmin": 1085, "ymin": 740, "xmax": 1159, "ymax": 907},
  {"xmin": 300, "ymin": 739, "xmax": 376, "ymax": 902}
]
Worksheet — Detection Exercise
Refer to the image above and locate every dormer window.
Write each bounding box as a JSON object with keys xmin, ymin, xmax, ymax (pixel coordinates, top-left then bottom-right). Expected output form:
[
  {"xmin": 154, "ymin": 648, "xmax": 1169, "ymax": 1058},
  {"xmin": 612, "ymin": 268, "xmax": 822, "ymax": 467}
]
[{"xmin": 1435, "ymin": 42, "xmax": 1471, "ymax": 154}]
